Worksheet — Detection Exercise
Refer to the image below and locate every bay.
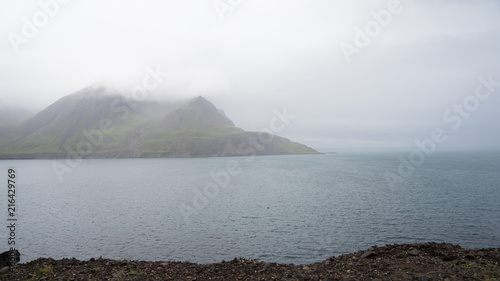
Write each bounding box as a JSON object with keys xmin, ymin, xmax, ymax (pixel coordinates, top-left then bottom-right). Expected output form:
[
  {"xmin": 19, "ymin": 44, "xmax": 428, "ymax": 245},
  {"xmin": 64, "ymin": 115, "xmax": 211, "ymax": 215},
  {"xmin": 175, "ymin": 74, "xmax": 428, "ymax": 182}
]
[{"xmin": 1, "ymin": 151, "xmax": 499, "ymax": 264}]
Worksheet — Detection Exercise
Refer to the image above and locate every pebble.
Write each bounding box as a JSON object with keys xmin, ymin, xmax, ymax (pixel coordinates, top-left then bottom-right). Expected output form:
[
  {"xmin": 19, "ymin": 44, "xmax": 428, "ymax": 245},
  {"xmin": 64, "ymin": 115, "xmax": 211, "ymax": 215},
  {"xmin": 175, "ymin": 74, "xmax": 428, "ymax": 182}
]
[{"xmin": 409, "ymin": 249, "xmax": 420, "ymax": 256}]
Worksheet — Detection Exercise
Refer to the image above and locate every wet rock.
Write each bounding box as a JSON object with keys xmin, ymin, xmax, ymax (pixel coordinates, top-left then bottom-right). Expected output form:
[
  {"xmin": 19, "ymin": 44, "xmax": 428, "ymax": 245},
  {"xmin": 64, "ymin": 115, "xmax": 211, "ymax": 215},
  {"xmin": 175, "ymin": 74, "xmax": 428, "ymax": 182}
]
[
  {"xmin": 361, "ymin": 251, "xmax": 378, "ymax": 259},
  {"xmin": 0, "ymin": 250, "xmax": 20, "ymax": 267}
]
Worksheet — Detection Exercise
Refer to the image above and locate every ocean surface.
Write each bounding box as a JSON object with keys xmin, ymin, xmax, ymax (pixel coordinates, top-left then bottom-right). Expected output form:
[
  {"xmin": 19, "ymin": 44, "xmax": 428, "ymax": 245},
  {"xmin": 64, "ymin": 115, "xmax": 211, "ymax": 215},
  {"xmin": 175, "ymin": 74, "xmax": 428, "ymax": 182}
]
[{"xmin": 1, "ymin": 151, "xmax": 499, "ymax": 265}]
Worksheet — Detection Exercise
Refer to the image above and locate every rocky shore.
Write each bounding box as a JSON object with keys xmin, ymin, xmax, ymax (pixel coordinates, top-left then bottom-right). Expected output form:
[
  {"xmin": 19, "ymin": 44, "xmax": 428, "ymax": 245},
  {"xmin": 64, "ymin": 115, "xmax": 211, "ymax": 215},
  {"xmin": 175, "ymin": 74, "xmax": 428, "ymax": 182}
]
[{"xmin": 1, "ymin": 243, "xmax": 499, "ymax": 280}]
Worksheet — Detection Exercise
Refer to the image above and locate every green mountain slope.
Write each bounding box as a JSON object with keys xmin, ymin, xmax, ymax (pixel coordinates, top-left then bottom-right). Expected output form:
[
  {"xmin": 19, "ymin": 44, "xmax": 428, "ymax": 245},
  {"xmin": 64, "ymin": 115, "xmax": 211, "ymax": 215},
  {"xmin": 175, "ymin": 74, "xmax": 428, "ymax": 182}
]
[{"xmin": 0, "ymin": 86, "xmax": 319, "ymax": 159}]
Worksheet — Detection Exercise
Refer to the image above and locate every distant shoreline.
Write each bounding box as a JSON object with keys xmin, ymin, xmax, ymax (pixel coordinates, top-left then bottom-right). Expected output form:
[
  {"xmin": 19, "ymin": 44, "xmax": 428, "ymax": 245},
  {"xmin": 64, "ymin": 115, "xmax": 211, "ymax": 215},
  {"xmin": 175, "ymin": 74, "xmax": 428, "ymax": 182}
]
[
  {"xmin": 3, "ymin": 242, "xmax": 499, "ymax": 280},
  {"xmin": 0, "ymin": 152, "xmax": 323, "ymax": 160}
]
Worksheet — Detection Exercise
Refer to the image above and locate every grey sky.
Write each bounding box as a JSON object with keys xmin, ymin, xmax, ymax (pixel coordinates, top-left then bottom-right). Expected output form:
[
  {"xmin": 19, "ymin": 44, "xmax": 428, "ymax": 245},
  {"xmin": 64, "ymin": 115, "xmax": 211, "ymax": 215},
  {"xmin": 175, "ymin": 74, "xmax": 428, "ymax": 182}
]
[{"xmin": 1, "ymin": 0, "xmax": 499, "ymax": 152}]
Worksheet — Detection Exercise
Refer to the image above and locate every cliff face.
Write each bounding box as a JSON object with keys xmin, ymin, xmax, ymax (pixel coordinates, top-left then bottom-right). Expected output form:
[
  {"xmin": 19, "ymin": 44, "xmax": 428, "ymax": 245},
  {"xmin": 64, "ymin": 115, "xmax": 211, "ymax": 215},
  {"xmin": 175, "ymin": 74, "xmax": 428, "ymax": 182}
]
[{"xmin": 0, "ymin": 87, "xmax": 318, "ymax": 159}]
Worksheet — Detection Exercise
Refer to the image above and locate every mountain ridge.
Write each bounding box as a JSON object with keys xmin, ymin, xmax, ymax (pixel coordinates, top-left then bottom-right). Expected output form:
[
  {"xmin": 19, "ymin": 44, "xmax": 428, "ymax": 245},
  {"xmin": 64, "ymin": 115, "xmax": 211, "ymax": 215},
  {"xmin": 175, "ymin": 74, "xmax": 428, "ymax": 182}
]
[{"xmin": 0, "ymin": 86, "xmax": 319, "ymax": 159}]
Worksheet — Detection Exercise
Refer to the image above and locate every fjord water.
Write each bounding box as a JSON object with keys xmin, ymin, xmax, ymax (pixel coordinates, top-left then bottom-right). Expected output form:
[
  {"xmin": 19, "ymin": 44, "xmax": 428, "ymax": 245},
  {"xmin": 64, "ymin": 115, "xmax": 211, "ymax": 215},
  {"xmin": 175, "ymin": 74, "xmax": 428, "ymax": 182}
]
[{"xmin": 2, "ymin": 152, "xmax": 499, "ymax": 264}]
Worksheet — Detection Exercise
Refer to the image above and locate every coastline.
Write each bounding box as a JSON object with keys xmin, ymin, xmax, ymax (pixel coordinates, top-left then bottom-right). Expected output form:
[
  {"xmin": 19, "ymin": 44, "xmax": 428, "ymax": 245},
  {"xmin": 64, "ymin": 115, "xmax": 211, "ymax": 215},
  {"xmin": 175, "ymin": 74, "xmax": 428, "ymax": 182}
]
[{"xmin": 2, "ymin": 242, "xmax": 499, "ymax": 280}]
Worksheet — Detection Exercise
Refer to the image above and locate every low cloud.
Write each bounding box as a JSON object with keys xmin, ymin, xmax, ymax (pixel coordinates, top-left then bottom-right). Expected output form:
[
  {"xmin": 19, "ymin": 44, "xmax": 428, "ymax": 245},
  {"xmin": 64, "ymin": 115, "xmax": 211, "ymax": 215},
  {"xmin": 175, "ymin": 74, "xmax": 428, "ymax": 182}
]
[{"xmin": 1, "ymin": 0, "xmax": 499, "ymax": 151}]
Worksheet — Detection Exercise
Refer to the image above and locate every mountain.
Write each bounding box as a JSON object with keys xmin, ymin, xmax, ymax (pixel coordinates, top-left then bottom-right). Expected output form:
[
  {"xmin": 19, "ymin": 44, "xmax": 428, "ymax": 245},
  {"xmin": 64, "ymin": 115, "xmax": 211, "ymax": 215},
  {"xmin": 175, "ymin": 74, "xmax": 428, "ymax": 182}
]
[{"xmin": 0, "ymin": 86, "xmax": 318, "ymax": 159}]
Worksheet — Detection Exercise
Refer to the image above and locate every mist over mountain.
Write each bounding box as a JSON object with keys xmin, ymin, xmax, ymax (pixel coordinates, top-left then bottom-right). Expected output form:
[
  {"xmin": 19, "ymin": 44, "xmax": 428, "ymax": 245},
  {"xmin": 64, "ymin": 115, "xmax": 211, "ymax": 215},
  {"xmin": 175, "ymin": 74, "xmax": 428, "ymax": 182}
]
[
  {"xmin": 0, "ymin": 86, "xmax": 318, "ymax": 159},
  {"xmin": 0, "ymin": 103, "xmax": 34, "ymax": 128}
]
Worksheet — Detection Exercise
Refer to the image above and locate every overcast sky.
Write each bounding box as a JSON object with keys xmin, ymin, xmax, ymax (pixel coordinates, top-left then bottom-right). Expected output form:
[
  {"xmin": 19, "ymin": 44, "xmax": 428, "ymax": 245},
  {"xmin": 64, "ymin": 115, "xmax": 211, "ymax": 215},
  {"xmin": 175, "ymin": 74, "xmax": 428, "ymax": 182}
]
[{"xmin": 1, "ymin": 0, "xmax": 499, "ymax": 152}]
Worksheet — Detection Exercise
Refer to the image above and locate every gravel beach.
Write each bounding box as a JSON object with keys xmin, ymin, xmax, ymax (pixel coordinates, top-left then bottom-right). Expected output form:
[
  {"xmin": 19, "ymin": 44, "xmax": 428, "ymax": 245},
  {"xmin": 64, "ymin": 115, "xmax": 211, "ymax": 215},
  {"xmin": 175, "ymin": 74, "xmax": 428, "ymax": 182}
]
[{"xmin": 1, "ymin": 242, "xmax": 499, "ymax": 280}]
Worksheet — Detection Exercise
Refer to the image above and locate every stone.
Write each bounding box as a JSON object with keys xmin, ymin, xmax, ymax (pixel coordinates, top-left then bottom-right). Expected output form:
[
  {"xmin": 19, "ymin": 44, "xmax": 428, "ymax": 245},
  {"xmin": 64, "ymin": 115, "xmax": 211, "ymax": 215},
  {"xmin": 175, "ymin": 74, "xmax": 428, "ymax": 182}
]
[
  {"xmin": 442, "ymin": 255, "xmax": 458, "ymax": 262},
  {"xmin": 409, "ymin": 249, "xmax": 420, "ymax": 256},
  {"xmin": 464, "ymin": 254, "xmax": 474, "ymax": 260},
  {"xmin": 0, "ymin": 250, "xmax": 20, "ymax": 267},
  {"xmin": 361, "ymin": 251, "xmax": 378, "ymax": 259}
]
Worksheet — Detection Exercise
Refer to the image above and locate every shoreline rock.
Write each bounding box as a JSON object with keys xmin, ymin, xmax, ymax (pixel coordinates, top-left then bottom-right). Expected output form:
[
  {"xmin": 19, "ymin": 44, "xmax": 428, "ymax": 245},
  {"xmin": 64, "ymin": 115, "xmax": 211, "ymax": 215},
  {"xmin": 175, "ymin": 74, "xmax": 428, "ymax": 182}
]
[{"xmin": 1, "ymin": 242, "xmax": 499, "ymax": 280}]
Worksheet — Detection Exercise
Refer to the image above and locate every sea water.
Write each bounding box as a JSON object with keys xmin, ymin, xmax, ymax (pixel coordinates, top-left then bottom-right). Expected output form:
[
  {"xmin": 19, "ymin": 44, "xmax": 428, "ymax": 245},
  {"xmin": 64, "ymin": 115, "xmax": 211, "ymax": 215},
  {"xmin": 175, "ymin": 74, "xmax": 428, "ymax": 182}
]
[{"xmin": 1, "ymin": 151, "xmax": 499, "ymax": 264}]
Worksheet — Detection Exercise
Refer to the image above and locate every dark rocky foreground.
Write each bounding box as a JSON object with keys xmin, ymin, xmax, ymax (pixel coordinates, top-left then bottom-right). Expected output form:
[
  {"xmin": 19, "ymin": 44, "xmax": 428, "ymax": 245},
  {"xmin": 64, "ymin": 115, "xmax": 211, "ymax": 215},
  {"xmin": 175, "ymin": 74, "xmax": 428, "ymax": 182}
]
[{"xmin": 1, "ymin": 243, "xmax": 499, "ymax": 280}]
